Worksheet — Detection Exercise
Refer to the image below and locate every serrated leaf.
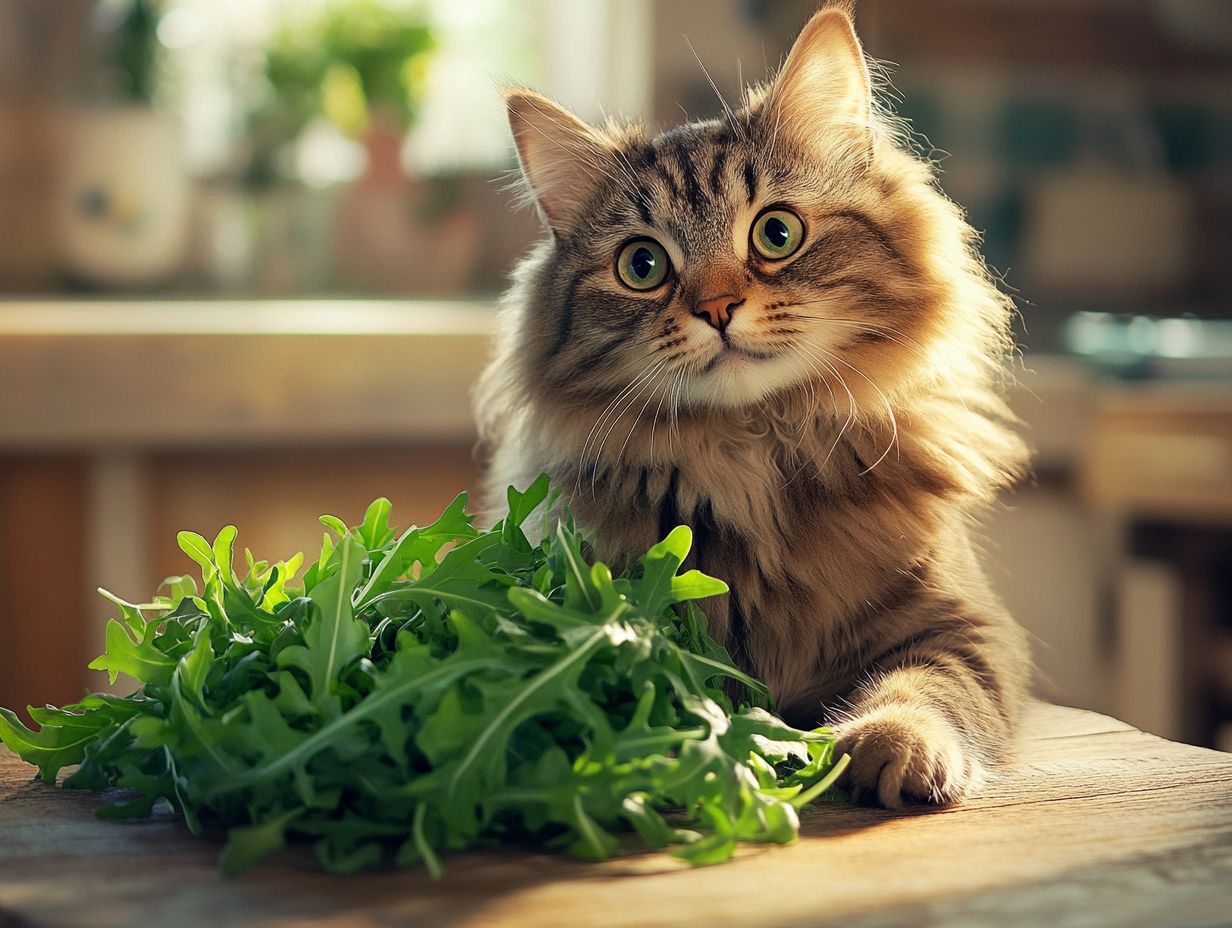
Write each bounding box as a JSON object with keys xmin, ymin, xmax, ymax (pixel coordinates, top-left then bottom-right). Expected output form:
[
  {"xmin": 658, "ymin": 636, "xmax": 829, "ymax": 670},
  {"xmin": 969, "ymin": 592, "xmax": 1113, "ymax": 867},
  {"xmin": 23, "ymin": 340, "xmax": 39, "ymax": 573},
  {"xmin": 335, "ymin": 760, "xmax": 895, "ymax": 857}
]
[
  {"xmin": 277, "ymin": 537, "xmax": 367, "ymax": 709},
  {"xmin": 178, "ymin": 531, "xmax": 216, "ymax": 578},
  {"xmin": 358, "ymin": 497, "xmax": 395, "ymax": 550},
  {"xmin": 0, "ymin": 480, "xmax": 840, "ymax": 879},
  {"xmin": 633, "ymin": 525, "xmax": 692, "ymax": 616},
  {"xmin": 220, "ymin": 809, "xmax": 299, "ymax": 875},
  {"xmin": 354, "ymin": 492, "xmax": 475, "ymax": 608},
  {"xmin": 213, "ymin": 525, "xmax": 238, "ymax": 586},
  {"xmin": 88, "ymin": 617, "xmax": 177, "ymax": 687},
  {"xmin": 319, "ymin": 514, "xmax": 348, "ymax": 538},
  {"xmin": 0, "ymin": 706, "xmax": 114, "ymax": 783},
  {"xmin": 506, "ymin": 473, "xmax": 550, "ymax": 526}
]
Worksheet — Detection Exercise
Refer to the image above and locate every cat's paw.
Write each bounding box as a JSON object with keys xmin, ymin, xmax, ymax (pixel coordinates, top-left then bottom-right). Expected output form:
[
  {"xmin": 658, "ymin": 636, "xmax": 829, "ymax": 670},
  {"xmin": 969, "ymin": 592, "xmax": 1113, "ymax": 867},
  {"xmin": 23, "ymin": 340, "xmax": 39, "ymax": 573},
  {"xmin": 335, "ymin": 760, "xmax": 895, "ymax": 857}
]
[{"xmin": 833, "ymin": 704, "xmax": 984, "ymax": 809}]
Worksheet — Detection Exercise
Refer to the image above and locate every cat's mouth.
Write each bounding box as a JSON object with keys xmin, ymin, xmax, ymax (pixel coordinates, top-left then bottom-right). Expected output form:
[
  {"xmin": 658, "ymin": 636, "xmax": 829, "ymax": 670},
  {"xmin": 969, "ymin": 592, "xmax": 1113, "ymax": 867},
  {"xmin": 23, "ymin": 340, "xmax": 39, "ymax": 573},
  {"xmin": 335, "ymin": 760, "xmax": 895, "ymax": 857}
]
[{"xmin": 702, "ymin": 343, "xmax": 780, "ymax": 373}]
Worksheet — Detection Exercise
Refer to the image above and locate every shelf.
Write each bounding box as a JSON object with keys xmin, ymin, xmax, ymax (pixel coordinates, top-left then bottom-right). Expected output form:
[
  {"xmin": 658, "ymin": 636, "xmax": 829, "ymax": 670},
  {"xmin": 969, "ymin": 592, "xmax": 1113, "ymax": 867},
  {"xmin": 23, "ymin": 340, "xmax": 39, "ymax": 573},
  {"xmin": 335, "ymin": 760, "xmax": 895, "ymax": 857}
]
[{"xmin": 0, "ymin": 299, "xmax": 496, "ymax": 449}]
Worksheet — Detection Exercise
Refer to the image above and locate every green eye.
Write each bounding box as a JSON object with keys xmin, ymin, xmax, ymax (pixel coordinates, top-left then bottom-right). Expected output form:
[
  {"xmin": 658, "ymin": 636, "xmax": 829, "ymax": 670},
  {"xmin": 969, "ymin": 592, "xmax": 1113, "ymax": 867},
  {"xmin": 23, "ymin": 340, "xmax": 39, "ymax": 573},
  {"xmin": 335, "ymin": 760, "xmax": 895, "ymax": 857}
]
[
  {"xmin": 751, "ymin": 208, "xmax": 805, "ymax": 260},
  {"xmin": 616, "ymin": 239, "xmax": 671, "ymax": 291}
]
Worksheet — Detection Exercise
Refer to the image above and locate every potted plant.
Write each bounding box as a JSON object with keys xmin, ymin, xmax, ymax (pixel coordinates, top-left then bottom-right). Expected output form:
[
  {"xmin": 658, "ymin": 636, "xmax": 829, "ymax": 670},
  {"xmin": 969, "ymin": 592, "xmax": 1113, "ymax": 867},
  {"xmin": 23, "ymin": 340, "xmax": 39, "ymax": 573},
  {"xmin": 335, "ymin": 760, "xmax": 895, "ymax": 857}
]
[
  {"xmin": 53, "ymin": 0, "xmax": 191, "ymax": 289},
  {"xmin": 252, "ymin": 0, "xmax": 433, "ymax": 186}
]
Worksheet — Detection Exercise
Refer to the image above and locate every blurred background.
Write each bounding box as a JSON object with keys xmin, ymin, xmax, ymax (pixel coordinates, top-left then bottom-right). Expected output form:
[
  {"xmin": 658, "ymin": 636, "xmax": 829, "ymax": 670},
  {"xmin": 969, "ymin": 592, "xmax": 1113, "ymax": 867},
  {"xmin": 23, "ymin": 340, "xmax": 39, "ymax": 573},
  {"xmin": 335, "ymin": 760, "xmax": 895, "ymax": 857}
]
[{"xmin": 1, "ymin": 0, "xmax": 1230, "ymax": 749}]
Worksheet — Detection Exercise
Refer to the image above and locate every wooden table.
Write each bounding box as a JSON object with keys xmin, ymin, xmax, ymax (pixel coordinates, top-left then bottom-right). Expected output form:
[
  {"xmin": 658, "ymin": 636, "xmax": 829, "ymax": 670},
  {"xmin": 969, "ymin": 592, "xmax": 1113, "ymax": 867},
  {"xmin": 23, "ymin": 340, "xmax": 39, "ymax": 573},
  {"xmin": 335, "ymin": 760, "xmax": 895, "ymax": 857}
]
[{"xmin": 2, "ymin": 703, "xmax": 1230, "ymax": 928}]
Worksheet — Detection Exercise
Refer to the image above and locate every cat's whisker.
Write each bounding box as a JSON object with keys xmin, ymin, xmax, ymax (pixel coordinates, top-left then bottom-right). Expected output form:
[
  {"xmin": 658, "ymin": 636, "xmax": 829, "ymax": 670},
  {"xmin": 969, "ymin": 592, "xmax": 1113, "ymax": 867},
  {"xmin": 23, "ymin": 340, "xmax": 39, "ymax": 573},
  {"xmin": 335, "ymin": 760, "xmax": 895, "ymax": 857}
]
[
  {"xmin": 575, "ymin": 363, "xmax": 655, "ymax": 485},
  {"xmin": 648, "ymin": 363, "xmax": 685, "ymax": 460},
  {"xmin": 684, "ymin": 35, "xmax": 746, "ymax": 141},
  {"xmin": 784, "ymin": 345, "xmax": 824, "ymax": 445},
  {"xmin": 780, "ymin": 344, "xmax": 858, "ymax": 488},
  {"xmin": 789, "ymin": 342, "xmax": 839, "ymax": 441},
  {"xmin": 575, "ymin": 356, "xmax": 669, "ymax": 498},
  {"xmin": 802, "ymin": 343, "xmax": 860, "ymax": 438},
  {"xmin": 786, "ymin": 304, "xmax": 939, "ymax": 364},
  {"xmin": 582, "ymin": 357, "xmax": 668, "ymax": 465},
  {"xmin": 669, "ymin": 367, "xmax": 687, "ymax": 454},
  {"xmin": 590, "ymin": 361, "xmax": 668, "ymax": 498},
  {"xmin": 818, "ymin": 348, "xmax": 900, "ymax": 475},
  {"xmin": 616, "ymin": 363, "xmax": 675, "ymax": 472},
  {"xmin": 584, "ymin": 357, "xmax": 669, "ymax": 480},
  {"xmin": 785, "ymin": 302, "xmax": 973, "ymax": 415}
]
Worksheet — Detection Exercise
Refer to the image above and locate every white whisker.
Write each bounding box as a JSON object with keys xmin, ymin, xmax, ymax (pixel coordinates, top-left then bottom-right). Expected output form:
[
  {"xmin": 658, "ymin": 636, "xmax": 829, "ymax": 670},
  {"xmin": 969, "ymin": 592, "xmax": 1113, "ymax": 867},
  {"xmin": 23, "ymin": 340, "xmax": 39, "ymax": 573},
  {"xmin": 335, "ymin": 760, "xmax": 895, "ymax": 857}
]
[
  {"xmin": 616, "ymin": 364, "xmax": 674, "ymax": 471},
  {"xmin": 574, "ymin": 355, "xmax": 668, "ymax": 497},
  {"xmin": 819, "ymin": 349, "xmax": 900, "ymax": 475},
  {"xmin": 589, "ymin": 361, "xmax": 667, "ymax": 498},
  {"xmin": 780, "ymin": 344, "xmax": 858, "ymax": 488},
  {"xmin": 684, "ymin": 35, "xmax": 745, "ymax": 140}
]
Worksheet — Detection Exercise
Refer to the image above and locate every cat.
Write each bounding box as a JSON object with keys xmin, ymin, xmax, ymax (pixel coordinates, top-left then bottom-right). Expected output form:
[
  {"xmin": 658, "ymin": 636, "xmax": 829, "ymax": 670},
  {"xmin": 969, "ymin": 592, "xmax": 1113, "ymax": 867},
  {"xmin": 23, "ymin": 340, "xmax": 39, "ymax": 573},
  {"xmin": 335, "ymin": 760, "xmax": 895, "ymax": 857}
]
[{"xmin": 474, "ymin": 1, "xmax": 1031, "ymax": 809}]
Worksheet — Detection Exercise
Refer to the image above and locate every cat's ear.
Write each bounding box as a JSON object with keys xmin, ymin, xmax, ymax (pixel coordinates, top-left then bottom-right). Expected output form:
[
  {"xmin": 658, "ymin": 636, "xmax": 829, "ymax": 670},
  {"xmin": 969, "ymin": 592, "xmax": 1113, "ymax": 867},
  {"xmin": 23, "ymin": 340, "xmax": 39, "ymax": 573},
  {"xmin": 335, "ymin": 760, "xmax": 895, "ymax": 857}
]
[
  {"xmin": 762, "ymin": 5, "xmax": 873, "ymax": 153},
  {"xmin": 506, "ymin": 89, "xmax": 611, "ymax": 233}
]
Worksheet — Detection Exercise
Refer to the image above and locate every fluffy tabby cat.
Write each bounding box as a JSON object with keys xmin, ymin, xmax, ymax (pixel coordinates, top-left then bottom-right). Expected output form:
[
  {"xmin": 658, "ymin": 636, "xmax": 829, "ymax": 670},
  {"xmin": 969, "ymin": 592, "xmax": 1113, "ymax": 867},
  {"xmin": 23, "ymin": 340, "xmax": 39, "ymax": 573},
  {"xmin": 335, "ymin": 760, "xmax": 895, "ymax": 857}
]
[{"xmin": 475, "ymin": 2, "xmax": 1030, "ymax": 808}]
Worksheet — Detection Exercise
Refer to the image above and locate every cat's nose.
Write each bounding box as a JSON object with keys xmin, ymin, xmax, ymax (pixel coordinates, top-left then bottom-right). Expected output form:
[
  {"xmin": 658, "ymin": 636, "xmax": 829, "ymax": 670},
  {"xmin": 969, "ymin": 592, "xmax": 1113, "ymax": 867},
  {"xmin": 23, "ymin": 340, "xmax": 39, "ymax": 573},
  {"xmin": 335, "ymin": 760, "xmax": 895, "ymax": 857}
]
[{"xmin": 694, "ymin": 294, "xmax": 743, "ymax": 331}]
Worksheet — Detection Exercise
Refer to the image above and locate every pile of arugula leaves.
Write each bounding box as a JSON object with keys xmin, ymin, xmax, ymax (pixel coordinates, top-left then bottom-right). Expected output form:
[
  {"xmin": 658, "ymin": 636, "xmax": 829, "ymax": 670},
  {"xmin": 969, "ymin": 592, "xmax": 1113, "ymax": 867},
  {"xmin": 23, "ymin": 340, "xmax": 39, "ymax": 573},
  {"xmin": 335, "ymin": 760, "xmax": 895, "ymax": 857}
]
[{"xmin": 0, "ymin": 477, "xmax": 846, "ymax": 874}]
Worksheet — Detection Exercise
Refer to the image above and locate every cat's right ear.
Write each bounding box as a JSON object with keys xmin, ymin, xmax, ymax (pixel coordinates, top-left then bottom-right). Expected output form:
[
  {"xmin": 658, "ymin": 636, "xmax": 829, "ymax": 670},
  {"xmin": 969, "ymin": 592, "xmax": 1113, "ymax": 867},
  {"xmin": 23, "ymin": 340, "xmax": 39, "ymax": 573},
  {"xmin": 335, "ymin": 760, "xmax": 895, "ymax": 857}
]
[
  {"xmin": 506, "ymin": 89, "xmax": 610, "ymax": 233},
  {"xmin": 760, "ymin": 5, "xmax": 873, "ymax": 158}
]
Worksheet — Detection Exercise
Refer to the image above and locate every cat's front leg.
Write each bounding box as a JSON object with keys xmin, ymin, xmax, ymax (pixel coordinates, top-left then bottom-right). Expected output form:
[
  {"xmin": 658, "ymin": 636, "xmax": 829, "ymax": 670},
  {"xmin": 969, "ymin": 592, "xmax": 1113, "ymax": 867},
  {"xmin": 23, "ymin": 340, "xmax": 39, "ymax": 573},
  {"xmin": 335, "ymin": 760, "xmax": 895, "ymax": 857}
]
[{"xmin": 830, "ymin": 608, "xmax": 1027, "ymax": 809}]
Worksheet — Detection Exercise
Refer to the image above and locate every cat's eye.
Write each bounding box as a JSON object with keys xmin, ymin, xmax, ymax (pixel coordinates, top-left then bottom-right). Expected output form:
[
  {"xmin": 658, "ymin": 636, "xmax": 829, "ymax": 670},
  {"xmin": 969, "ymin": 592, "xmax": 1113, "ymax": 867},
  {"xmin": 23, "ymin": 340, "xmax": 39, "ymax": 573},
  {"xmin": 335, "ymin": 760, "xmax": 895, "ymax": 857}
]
[
  {"xmin": 616, "ymin": 238, "xmax": 671, "ymax": 291},
  {"xmin": 751, "ymin": 208, "xmax": 805, "ymax": 260}
]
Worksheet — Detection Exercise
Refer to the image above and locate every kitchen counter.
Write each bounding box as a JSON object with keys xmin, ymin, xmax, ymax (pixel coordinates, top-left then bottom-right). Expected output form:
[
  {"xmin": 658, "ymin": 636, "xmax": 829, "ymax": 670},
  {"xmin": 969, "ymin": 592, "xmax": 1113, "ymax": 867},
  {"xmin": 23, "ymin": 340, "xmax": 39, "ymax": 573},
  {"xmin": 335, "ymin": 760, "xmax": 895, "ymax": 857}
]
[{"xmin": 2, "ymin": 702, "xmax": 1230, "ymax": 928}]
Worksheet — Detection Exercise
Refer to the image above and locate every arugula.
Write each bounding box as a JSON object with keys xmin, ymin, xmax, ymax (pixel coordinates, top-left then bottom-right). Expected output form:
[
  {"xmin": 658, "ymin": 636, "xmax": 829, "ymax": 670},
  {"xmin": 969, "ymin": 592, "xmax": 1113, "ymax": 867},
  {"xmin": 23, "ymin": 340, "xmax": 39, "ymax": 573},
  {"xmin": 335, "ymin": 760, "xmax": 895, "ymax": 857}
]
[{"xmin": 0, "ymin": 477, "xmax": 847, "ymax": 874}]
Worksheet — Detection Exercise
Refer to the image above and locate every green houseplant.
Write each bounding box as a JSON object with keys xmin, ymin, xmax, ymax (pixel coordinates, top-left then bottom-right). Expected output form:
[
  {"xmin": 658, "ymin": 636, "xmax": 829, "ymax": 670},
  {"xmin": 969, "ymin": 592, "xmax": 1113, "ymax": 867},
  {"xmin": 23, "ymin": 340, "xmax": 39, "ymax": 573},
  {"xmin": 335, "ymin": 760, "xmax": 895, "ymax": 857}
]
[{"xmin": 248, "ymin": 0, "xmax": 434, "ymax": 183}]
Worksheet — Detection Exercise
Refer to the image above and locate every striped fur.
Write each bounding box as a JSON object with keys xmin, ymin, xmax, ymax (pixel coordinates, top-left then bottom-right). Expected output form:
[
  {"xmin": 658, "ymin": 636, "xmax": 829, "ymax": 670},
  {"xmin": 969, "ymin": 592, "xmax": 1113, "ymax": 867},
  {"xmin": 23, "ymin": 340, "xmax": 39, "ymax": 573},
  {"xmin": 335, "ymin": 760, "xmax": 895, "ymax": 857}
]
[{"xmin": 476, "ymin": 4, "xmax": 1031, "ymax": 807}]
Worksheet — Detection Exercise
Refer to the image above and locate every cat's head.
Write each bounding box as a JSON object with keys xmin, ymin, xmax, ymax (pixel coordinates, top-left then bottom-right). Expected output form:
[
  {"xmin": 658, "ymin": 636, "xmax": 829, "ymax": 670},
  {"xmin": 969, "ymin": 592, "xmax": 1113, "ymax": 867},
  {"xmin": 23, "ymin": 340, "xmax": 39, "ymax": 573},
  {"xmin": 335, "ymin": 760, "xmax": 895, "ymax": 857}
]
[{"xmin": 506, "ymin": 4, "xmax": 1008, "ymax": 414}]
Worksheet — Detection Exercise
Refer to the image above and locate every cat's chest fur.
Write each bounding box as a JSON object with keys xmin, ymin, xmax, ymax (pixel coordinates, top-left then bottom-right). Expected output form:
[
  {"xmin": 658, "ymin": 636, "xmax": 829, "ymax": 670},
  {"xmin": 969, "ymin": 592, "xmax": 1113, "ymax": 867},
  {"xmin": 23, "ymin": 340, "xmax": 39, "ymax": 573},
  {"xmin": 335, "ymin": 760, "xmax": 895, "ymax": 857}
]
[{"xmin": 553, "ymin": 411, "xmax": 945, "ymax": 719}]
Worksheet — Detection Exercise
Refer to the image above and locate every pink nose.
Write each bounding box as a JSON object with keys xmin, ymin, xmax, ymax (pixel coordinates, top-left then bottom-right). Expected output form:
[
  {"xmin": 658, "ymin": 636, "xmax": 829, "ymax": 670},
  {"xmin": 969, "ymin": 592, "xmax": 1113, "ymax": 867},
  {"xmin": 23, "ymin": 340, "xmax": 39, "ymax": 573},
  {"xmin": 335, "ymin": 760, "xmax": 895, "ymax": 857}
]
[{"xmin": 694, "ymin": 294, "xmax": 742, "ymax": 331}]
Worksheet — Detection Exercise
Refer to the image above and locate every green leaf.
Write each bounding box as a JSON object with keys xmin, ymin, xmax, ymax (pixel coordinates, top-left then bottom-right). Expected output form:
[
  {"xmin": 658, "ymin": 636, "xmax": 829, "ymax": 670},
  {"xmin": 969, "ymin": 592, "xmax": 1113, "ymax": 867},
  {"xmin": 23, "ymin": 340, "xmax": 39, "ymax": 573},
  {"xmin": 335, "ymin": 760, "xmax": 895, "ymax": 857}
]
[
  {"xmin": 220, "ymin": 809, "xmax": 299, "ymax": 875},
  {"xmin": 259, "ymin": 555, "xmax": 303, "ymax": 611},
  {"xmin": 357, "ymin": 497, "xmax": 395, "ymax": 550},
  {"xmin": 354, "ymin": 492, "xmax": 474, "ymax": 608},
  {"xmin": 158, "ymin": 574, "xmax": 199, "ymax": 608},
  {"xmin": 88, "ymin": 617, "xmax": 177, "ymax": 687},
  {"xmin": 0, "ymin": 479, "xmax": 841, "ymax": 878},
  {"xmin": 505, "ymin": 473, "xmax": 550, "ymax": 530},
  {"xmin": 0, "ymin": 706, "xmax": 118, "ymax": 783},
  {"xmin": 178, "ymin": 531, "xmax": 216, "ymax": 578},
  {"xmin": 506, "ymin": 587, "xmax": 595, "ymax": 632},
  {"xmin": 319, "ymin": 514, "xmax": 349, "ymax": 538},
  {"xmin": 444, "ymin": 627, "xmax": 609, "ymax": 825},
  {"xmin": 671, "ymin": 569, "xmax": 729, "ymax": 601},
  {"xmin": 213, "ymin": 525, "xmax": 238, "ymax": 586},
  {"xmin": 277, "ymin": 536, "xmax": 367, "ymax": 709},
  {"xmin": 178, "ymin": 625, "xmax": 214, "ymax": 701},
  {"xmin": 556, "ymin": 523, "xmax": 599, "ymax": 612},
  {"xmin": 633, "ymin": 525, "xmax": 692, "ymax": 616}
]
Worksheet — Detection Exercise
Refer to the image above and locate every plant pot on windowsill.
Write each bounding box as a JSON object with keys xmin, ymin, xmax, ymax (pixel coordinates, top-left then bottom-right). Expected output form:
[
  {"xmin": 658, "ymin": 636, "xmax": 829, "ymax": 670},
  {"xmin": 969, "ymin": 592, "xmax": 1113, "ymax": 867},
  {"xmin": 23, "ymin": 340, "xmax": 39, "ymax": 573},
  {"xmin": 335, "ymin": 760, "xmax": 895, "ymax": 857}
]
[
  {"xmin": 52, "ymin": 105, "xmax": 190, "ymax": 290},
  {"xmin": 331, "ymin": 109, "xmax": 480, "ymax": 295}
]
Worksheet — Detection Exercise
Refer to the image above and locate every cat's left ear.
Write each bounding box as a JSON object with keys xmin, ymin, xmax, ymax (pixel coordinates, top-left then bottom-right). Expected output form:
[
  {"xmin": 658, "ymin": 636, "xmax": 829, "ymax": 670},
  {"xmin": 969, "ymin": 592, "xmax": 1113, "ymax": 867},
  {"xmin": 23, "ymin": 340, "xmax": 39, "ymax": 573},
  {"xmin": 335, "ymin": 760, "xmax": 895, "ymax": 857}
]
[{"xmin": 762, "ymin": 5, "xmax": 873, "ymax": 154}]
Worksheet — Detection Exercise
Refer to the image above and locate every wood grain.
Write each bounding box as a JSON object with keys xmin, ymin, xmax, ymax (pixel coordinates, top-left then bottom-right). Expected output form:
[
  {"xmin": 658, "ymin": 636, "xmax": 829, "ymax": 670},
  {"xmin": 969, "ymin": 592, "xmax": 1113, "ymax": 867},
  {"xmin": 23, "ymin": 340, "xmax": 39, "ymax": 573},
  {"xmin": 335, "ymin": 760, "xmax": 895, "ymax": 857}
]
[{"xmin": 2, "ymin": 703, "xmax": 1230, "ymax": 928}]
